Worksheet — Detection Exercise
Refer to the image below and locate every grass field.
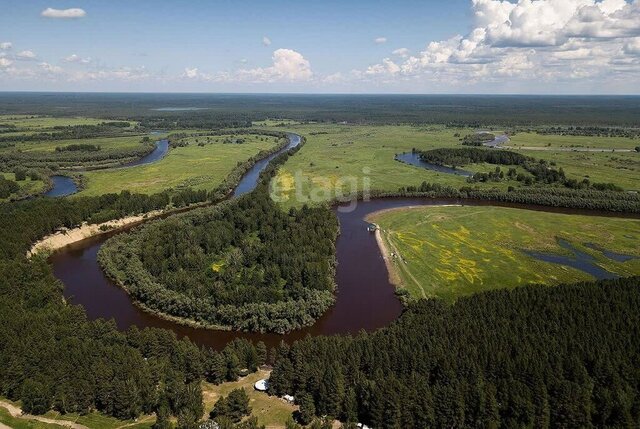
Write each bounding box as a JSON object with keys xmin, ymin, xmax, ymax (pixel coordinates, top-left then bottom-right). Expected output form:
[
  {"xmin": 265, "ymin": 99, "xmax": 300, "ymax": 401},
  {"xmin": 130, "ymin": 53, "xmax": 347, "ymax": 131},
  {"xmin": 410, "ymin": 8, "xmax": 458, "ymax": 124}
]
[
  {"xmin": 368, "ymin": 206, "xmax": 640, "ymax": 301},
  {"xmin": 269, "ymin": 124, "xmax": 639, "ymax": 207},
  {"xmin": 517, "ymin": 149, "xmax": 639, "ymax": 190},
  {"xmin": 508, "ymin": 132, "xmax": 640, "ymax": 150},
  {"xmin": 10, "ymin": 136, "xmax": 148, "ymax": 153},
  {"xmin": 202, "ymin": 370, "xmax": 296, "ymax": 429},
  {"xmin": 0, "ymin": 115, "xmax": 114, "ymax": 130},
  {"xmin": 78, "ymin": 134, "xmax": 280, "ymax": 196},
  {"xmin": 0, "ymin": 407, "xmax": 62, "ymax": 429},
  {"xmin": 0, "ymin": 172, "xmax": 46, "ymax": 201}
]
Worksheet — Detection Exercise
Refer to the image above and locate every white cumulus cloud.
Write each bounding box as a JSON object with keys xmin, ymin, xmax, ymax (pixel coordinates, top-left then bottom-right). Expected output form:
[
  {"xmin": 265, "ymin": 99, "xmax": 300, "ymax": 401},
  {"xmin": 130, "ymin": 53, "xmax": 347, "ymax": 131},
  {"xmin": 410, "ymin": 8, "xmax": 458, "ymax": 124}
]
[
  {"xmin": 64, "ymin": 54, "xmax": 91, "ymax": 64},
  {"xmin": 238, "ymin": 48, "xmax": 312, "ymax": 82},
  {"xmin": 0, "ymin": 42, "xmax": 11, "ymax": 50},
  {"xmin": 392, "ymin": 48, "xmax": 410, "ymax": 58},
  {"xmin": 374, "ymin": 37, "xmax": 387, "ymax": 44},
  {"xmin": 16, "ymin": 50, "xmax": 37, "ymax": 60},
  {"xmin": 262, "ymin": 36, "xmax": 272, "ymax": 46},
  {"xmin": 41, "ymin": 8, "xmax": 86, "ymax": 19},
  {"xmin": 356, "ymin": 0, "xmax": 640, "ymax": 89}
]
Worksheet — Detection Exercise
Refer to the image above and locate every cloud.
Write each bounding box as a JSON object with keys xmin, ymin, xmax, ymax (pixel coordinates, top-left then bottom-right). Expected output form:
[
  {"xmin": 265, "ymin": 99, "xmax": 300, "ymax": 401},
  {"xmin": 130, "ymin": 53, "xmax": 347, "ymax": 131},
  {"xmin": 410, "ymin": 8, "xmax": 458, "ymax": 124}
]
[
  {"xmin": 356, "ymin": 0, "xmax": 640, "ymax": 88},
  {"xmin": 182, "ymin": 67, "xmax": 200, "ymax": 79},
  {"xmin": 624, "ymin": 37, "xmax": 640, "ymax": 55},
  {"xmin": 39, "ymin": 62, "xmax": 63, "ymax": 74},
  {"xmin": 0, "ymin": 42, "xmax": 11, "ymax": 50},
  {"xmin": 64, "ymin": 54, "xmax": 91, "ymax": 64},
  {"xmin": 392, "ymin": 48, "xmax": 410, "ymax": 58},
  {"xmin": 374, "ymin": 37, "xmax": 387, "ymax": 44},
  {"xmin": 0, "ymin": 57, "xmax": 13, "ymax": 68},
  {"xmin": 16, "ymin": 50, "xmax": 37, "ymax": 60},
  {"xmin": 182, "ymin": 49, "xmax": 314, "ymax": 84},
  {"xmin": 366, "ymin": 58, "xmax": 400, "ymax": 75},
  {"xmin": 238, "ymin": 48, "xmax": 313, "ymax": 82},
  {"xmin": 262, "ymin": 36, "xmax": 272, "ymax": 46},
  {"xmin": 41, "ymin": 8, "xmax": 86, "ymax": 19}
]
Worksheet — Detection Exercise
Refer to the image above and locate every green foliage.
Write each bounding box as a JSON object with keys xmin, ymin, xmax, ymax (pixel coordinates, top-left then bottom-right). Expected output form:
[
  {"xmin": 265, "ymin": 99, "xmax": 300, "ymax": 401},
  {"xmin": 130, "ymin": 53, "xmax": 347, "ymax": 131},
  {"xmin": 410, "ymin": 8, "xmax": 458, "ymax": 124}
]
[
  {"xmin": 99, "ymin": 189, "xmax": 338, "ymax": 333},
  {"xmin": 270, "ymin": 277, "xmax": 640, "ymax": 428},
  {"xmin": 210, "ymin": 388, "xmax": 250, "ymax": 423},
  {"xmin": 0, "ymin": 175, "xmax": 19, "ymax": 198}
]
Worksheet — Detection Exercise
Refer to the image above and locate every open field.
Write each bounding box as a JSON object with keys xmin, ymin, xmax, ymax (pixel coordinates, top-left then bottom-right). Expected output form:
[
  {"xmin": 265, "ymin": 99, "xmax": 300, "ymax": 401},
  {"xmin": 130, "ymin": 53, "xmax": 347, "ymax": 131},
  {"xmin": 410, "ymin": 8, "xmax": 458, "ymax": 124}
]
[
  {"xmin": 368, "ymin": 206, "xmax": 640, "ymax": 301},
  {"xmin": 508, "ymin": 132, "xmax": 640, "ymax": 150},
  {"xmin": 270, "ymin": 124, "xmax": 640, "ymax": 206},
  {"xmin": 0, "ymin": 172, "xmax": 46, "ymax": 201},
  {"xmin": 0, "ymin": 115, "xmax": 115, "ymax": 130},
  {"xmin": 202, "ymin": 370, "xmax": 296, "ymax": 429},
  {"xmin": 78, "ymin": 134, "xmax": 279, "ymax": 196},
  {"xmin": 9, "ymin": 136, "xmax": 149, "ymax": 153},
  {"xmin": 516, "ymin": 149, "xmax": 640, "ymax": 190}
]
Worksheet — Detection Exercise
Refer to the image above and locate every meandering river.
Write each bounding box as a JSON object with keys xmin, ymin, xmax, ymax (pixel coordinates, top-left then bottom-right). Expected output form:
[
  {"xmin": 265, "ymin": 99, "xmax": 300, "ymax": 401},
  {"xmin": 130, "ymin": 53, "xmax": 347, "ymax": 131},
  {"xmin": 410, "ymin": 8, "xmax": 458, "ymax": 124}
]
[
  {"xmin": 48, "ymin": 133, "xmax": 639, "ymax": 350},
  {"xmin": 44, "ymin": 139, "xmax": 170, "ymax": 197}
]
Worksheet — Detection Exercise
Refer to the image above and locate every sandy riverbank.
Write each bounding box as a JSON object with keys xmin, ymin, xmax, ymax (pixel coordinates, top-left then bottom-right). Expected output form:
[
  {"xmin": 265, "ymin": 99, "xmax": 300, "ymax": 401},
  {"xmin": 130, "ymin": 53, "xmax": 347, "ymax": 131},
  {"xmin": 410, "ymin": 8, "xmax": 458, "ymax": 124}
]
[{"xmin": 28, "ymin": 209, "xmax": 165, "ymax": 257}]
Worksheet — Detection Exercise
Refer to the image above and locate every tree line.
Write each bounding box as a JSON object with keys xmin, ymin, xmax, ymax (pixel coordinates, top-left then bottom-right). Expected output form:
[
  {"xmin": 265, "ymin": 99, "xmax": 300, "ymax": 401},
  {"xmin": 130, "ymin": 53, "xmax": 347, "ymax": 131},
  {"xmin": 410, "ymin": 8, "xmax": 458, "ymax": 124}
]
[
  {"xmin": 0, "ymin": 121, "xmax": 135, "ymax": 143},
  {"xmin": 418, "ymin": 147, "xmax": 624, "ymax": 191},
  {"xmin": 269, "ymin": 276, "xmax": 640, "ymax": 428}
]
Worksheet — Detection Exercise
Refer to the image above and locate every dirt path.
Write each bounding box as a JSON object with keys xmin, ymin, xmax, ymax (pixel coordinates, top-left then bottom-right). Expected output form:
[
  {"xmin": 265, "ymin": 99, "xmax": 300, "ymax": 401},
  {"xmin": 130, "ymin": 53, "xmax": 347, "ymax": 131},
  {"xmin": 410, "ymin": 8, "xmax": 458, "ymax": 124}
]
[{"xmin": 0, "ymin": 400, "xmax": 89, "ymax": 429}]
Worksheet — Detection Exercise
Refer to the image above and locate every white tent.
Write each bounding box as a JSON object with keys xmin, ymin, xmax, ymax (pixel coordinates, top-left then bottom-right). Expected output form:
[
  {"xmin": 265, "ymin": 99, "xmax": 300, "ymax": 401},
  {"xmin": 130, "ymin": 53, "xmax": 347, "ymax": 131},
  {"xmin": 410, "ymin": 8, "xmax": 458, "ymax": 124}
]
[{"xmin": 254, "ymin": 378, "xmax": 268, "ymax": 391}]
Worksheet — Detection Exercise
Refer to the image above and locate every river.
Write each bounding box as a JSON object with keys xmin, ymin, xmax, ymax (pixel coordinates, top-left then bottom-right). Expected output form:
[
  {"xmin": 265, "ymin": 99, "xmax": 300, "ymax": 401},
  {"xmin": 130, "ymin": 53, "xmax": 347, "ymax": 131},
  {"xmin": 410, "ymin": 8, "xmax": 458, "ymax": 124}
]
[
  {"xmin": 44, "ymin": 139, "xmax": 170, "ymax": 198},
  {"xmin": 48, "ymin": 133, "xmax": 639, "ymax": 350}
]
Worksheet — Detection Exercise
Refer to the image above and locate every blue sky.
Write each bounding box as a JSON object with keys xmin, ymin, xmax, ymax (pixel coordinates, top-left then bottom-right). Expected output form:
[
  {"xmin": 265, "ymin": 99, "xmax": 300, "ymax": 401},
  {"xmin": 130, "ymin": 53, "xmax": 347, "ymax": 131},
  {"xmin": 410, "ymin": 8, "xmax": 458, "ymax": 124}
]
[{"xmin": 1, "ymin": 0, "xmax": 639, "ymax": 93}]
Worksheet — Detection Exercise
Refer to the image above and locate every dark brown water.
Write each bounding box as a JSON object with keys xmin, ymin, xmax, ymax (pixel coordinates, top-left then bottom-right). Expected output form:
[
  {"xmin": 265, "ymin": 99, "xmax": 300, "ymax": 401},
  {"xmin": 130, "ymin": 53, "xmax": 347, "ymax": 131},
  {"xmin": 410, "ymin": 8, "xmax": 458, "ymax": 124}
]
[
  {"xmin": 48, "ymin": 132, "xmax": 640, "ymax": 350},
  {"xmin": 50, "ymin": 195, "xmax": 639, "ymax": 350}
]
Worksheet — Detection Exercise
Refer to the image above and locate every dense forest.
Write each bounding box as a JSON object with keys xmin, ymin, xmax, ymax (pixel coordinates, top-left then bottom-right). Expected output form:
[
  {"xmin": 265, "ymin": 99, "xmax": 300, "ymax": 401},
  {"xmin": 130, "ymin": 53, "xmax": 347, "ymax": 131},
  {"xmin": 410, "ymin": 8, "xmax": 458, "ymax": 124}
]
[
  {"xmin": 269, "ymin": 276, "xmax": 640, "ymax": 428},
  {"xmin": 99, "ymin": 189, "xmax": 339, "ymax": 333},
  {"xmin": 2, "ymin": 93, "xmax": 640, "ymax": 127},
  {"xmin": 0, "ymin": 175, "xmax": 19, "ymax": 198},
  {"xmin": 0, "ymin": 194, "xmax": 283, "ymax": 427}
]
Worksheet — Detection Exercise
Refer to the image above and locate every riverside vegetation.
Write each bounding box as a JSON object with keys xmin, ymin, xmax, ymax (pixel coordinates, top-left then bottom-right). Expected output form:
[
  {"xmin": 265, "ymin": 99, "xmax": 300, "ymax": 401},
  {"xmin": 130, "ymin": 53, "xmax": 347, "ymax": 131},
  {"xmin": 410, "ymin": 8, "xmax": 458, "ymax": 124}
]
[{"xmin": 1, "ymin": 94, "xmax": 640, "ymax": 428}]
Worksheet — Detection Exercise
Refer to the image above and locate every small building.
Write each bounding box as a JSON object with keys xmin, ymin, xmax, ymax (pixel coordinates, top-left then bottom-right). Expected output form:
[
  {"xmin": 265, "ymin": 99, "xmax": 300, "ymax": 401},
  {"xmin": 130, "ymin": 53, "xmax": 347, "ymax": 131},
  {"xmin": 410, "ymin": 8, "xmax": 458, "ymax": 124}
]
[
  {"xmin": 282, "ymin": 394, "xmax": 295, "ymax": 403},
  {"xmin": 254, "ymin": 379, "xmax": 268, "ymax": 391},
  {"xmin": 367, "ymin": 223, "xmax": 378, "ymax": 232}
]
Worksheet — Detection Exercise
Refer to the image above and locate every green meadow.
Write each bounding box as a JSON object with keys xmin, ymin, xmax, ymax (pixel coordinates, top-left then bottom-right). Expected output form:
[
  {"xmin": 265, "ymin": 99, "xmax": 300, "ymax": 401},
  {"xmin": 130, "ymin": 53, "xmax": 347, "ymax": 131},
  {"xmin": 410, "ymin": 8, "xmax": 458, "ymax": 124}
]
[
  {"xmin": 0, "ymin": 172, "xmax": 46, "ymax": 201},
  {"xmin": 10, "ymin": 135, "xmax": 150, "ymax": 153},
  {"xmin": 368, "ymin": 205, "xmax": 640, "ymax": 301},
  {"xmin": 78, "ymin": 134, "xmax": 280, "ymax": 196},
  {"xmin": 270, "ymin": 124, "xmax": 639, "ymax": 207},
  {"xmin": 508, "ymin": 131, "xmax": 640, "ymax": 150}
]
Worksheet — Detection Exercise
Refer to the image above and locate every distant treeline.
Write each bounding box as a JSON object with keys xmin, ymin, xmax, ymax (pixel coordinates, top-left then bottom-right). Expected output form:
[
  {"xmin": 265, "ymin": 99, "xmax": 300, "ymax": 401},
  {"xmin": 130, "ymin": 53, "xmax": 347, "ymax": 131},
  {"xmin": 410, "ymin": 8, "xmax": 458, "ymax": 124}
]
[
  {"xmin": 461, "ymin": 132, "xmax": 495, "ymax": 146},
  {"xmin": 1, "ymin": 93, "xmax": 640, "ymax": 126},
  {"xmin": 269, "ymin": 276, "xmax": 640, "ymax": 428},
  {"xmin": 535, "ymin": 126, "xmax": 640, "ymax": 139},
  {"xmin": 418, "ymin": 147, "xmax": 624, "ymax": 191},
  {"xmin": 390, "ymin": 182, "xmax": 640, "ymax": 213},
  {"xmin": 55, "ymin": 143, "xmax": 101, "ymax": 152},
  {"xmin": 0, "ymin": 122, "xmax": 133, "ymax": 143}
]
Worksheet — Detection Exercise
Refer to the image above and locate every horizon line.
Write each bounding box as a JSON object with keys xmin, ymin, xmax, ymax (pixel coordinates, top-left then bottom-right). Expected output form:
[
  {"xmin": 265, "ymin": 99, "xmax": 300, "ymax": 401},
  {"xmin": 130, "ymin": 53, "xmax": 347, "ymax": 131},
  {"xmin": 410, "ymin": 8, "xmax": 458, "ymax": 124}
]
[{"xmin": 0, "ymin": 90, "xmax": 639, "ymax": 97}]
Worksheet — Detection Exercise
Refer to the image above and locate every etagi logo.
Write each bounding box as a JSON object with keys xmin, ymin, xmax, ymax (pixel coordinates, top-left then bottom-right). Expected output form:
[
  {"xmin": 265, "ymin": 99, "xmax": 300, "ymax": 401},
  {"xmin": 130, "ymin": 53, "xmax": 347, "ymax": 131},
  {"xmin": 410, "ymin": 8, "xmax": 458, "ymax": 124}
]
[{"xmin": 270, "ymin": 167, "xmax": 371, "ymax": 212}]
